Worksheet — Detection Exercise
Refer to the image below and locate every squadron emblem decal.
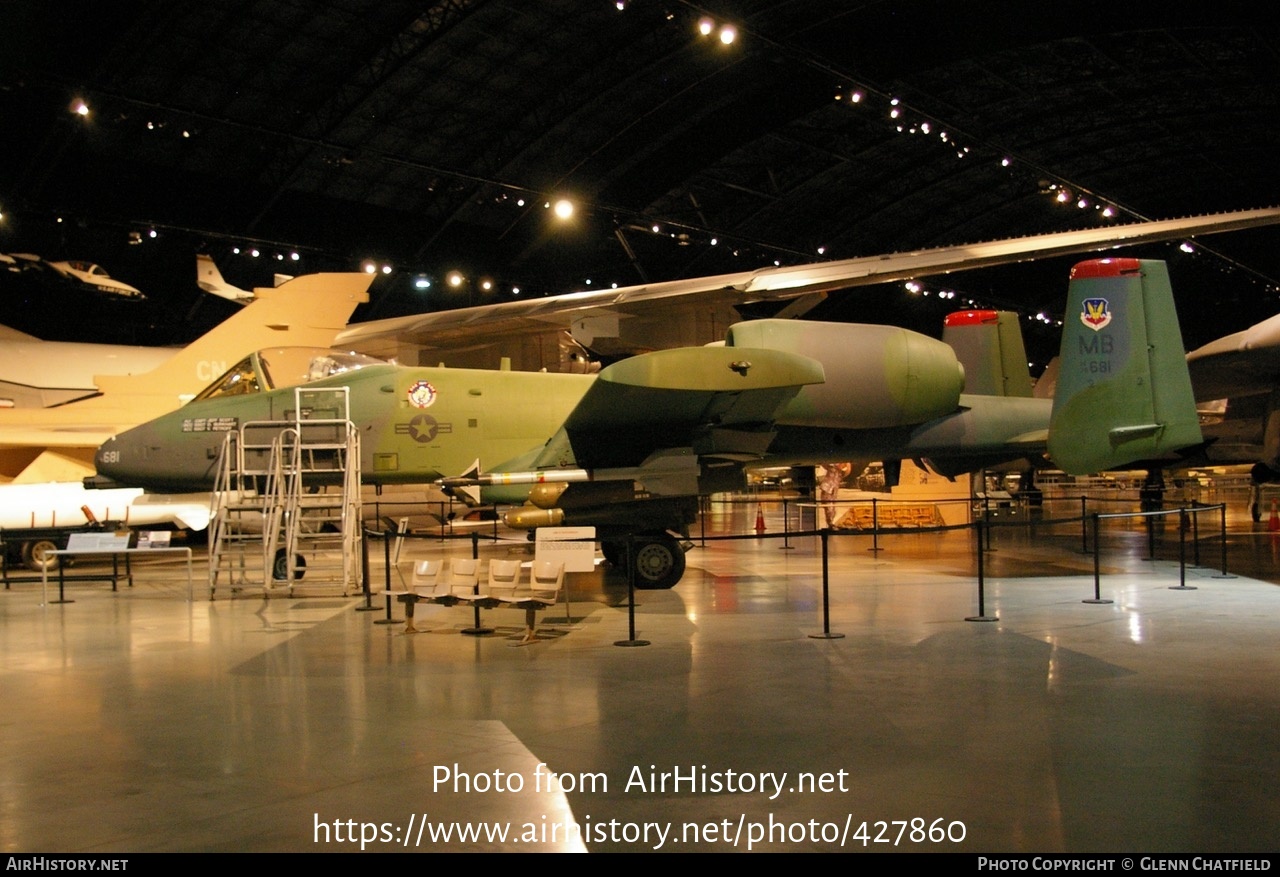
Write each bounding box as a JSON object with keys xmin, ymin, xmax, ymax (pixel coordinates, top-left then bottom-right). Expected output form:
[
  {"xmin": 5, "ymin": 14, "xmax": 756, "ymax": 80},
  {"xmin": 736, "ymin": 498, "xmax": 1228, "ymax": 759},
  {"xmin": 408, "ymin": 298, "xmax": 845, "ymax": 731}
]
[
  {"xmin": 1080, "ymin": 298, "xmax": 1112, "ymax": 331},
  {"xmin": 407, "ymin": 379, "xmax": 437, "ymax": 408}
]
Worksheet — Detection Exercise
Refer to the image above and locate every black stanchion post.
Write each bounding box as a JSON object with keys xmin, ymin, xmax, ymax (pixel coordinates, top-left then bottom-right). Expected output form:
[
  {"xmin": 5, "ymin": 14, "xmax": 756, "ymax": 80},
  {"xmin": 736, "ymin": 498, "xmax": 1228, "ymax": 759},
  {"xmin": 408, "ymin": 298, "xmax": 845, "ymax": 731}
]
[
  {"xmin": 616, "ymin": 536, "xmax": 649, "ymax": 647},
  {"xmin": 1215, "ymin": 502, "xmax": 1234, "ymax": 579},
  {"xmin": 1146, "ymin": 510, "xmax": 1156, "ymax": 561},
  {"xmin": 781, "ymin": 497, "xmax": 793, "ymax": 550},
  {"xmin": 53, "ymin": 560, "xmax": 72, "ymax": 604},
  {"xmin": 356, "ymin": 524, "xmax": 378, "ymax": 612},
  {"xmin": 462, "ymin": 531, "xmax": 492, "ymax": 636},
  {"xmin": 374, "ymin": 528, "xmax": 401, "ymax": 625},
  {"xmin": 1171, "ymin": 508, "xmax": 1197, "ymax": 591},
  {"xmin": 1081, "ymin": 496, "xmax": 1089, "ymax": 553},
  {"xmin": 967, "ymin": 520, "xmax": 997, "ymax": 622},
  {"xmin": 810, "ymin": 529, "xmax": 844, "ymax": 639},
  {"xmin": 868, "ymin": 498, "xmax": 881, "ymax": 552},
  {"xmin": 1084, "ymin": 513, "xmax": 1112, "ymax": 604}
]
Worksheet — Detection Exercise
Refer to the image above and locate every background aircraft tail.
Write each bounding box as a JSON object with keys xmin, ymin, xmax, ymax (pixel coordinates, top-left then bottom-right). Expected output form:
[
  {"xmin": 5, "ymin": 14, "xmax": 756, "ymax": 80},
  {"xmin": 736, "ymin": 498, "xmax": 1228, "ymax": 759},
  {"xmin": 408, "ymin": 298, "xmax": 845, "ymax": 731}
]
[
  {"xmin": 196, "ymin": 254, "xmax": 255, "ymax": 303},
  {"xmin": 92, "ymin": 272, "xmax": 373, "ymax": 406},
  {"xmin": 941, "ymin": 309, "xmax": 1034, "ymax": 397},
  {"xmin": 1048, "ymin": 258, "xmax": 1201, "ymax": 474}
]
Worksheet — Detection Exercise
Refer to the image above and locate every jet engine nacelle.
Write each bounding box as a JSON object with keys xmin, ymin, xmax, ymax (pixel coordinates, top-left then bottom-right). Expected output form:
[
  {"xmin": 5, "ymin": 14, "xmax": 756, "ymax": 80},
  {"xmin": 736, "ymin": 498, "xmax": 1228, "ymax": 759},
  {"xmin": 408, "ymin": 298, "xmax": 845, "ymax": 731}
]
[{"xmin": 725, "ymin": 320, "xmax": 965, "ymax": 429}]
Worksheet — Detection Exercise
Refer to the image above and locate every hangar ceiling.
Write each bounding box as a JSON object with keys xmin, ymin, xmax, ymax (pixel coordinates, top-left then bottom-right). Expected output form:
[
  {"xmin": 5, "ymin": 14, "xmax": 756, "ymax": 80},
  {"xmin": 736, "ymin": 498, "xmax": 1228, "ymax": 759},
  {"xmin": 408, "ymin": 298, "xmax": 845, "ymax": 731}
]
[{"xmin": 2, "ymin": 1, "xmax": 1279, "ymax": 355}]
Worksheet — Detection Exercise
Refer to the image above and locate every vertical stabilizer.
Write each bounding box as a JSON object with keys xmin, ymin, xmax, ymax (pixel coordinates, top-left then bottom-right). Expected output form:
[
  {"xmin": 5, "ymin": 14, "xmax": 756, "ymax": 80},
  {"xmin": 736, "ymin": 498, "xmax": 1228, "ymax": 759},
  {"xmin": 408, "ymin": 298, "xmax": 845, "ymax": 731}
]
[
  {"xmin": 942, "ymin": 309, "xmax": 1033, "ymax": 397},
  {"xmin": 1048, "ymin": 258, "xmax": 1200, "ymax": 474},
  {"xmin": 196, "ymin": 254, "xmax": 255, "ymax": 303},
  {"xmin": 92, "ymin": 273, "xmax": 372, "ymax": 407}
]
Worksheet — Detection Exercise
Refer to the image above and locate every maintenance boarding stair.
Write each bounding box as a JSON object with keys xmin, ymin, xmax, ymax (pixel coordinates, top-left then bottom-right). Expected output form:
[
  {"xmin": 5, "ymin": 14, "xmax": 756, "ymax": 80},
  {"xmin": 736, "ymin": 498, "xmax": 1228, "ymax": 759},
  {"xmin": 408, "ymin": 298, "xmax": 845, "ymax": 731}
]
[{"xmin": 208, "ymin": 386, "xmax": 362, "ymax": 598}]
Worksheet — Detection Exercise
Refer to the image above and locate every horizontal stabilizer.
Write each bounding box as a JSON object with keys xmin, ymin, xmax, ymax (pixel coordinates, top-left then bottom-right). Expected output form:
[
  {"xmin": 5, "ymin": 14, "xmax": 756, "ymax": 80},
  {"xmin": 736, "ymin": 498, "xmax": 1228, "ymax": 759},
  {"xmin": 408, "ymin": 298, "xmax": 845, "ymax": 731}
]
[{"xmin": 1049, "ymin": 259, "xmax": 1201, "ymax": 474}]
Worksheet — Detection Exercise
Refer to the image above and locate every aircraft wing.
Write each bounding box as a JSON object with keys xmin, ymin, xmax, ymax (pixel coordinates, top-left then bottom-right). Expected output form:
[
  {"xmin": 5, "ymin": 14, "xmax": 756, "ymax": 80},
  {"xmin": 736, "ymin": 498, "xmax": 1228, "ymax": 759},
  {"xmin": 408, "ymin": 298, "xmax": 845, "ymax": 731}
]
[
  {"xmin": 530, "ymin": 345, "xmax": 825, "ymax": 477},
  {"xmin": 337, "ymin": 207, "xmax": 1280, "ymax": 359},
  {"xmin": 1186, "ymin": 313, "xmax": 1280, "ymax": 402}
]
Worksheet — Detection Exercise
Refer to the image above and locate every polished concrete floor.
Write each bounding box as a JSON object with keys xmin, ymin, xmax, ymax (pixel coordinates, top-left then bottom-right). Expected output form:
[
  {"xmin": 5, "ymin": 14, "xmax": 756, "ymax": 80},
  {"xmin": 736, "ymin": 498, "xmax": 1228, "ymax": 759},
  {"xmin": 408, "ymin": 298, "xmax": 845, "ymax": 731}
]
[{"xmin": 2, "ymin": 500, "xmax": 1279, "ymax": 853}]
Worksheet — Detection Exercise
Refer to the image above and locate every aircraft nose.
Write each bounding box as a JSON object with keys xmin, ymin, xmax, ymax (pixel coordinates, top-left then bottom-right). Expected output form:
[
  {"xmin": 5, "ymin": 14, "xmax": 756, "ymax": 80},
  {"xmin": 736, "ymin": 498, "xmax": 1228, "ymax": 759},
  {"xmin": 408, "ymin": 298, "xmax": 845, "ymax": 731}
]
[{"xmin": 95, "ymin": 425, "xmax": 162, "ymax": 489}]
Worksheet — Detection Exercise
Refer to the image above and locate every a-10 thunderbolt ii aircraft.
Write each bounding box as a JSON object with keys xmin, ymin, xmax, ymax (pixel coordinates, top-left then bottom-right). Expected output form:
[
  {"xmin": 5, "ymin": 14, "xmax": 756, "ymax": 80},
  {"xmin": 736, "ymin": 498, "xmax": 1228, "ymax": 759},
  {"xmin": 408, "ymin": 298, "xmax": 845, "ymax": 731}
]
[{"xmin": 94, "ymin": 257, "xmax": 1200, "ymax": 589}]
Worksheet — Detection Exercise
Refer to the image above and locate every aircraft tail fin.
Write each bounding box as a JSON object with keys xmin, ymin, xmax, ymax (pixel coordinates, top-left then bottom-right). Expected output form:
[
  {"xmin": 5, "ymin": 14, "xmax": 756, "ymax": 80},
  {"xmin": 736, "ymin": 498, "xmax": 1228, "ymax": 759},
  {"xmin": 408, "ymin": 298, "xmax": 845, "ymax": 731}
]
[
  {"xmin": 93, "ymin": 272, "xmax": 373, "ymax": 406},
  {"xmin": 1048, "ymin": 258, "xmax": 1201, "ymax": 474},
  {"xmin": 942, "ymin": 309, "xmax": 1033, "ymax": 397},
  {"xmin": 196, "ymin": 254, "xmax": 255, "ymax": 303}
]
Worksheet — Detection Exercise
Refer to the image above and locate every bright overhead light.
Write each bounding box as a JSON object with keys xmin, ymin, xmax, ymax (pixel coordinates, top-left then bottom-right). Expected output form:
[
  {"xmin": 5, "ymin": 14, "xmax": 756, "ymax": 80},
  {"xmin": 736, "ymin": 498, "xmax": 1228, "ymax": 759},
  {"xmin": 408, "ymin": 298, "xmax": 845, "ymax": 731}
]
[
  {"xmin": 552, "ymin": 199, "xmax": 574, "ymax": 220},
  {"xmin": 698, "ymin": 17, "xmax": 714, "ymax": 36},
  {"xmin": 447, "ymin": 271, "xmax": 465, "ymax": 287},
  {"xmin": 718, "ymin": 25, "xmax": 736, "ymax": 45}
]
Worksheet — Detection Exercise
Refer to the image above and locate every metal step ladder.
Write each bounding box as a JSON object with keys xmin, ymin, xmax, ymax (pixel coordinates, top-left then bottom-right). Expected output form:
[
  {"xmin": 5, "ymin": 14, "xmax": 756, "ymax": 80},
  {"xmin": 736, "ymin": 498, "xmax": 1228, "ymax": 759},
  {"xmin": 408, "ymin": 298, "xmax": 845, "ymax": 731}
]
[{"xmin": 208, "ymin": 386, "xmax": 362, "ymax": 598}]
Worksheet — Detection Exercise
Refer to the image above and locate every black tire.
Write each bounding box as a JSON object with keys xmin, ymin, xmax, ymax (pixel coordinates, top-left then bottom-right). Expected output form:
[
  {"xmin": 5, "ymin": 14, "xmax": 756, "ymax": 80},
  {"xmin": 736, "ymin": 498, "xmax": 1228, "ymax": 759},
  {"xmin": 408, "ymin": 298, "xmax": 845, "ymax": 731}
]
[
  {"xmin": 272, "ymin": 549, "xmax": 306, "ymax": 581},
  {"xmin": 21, "ymin": 538, "xmax": 61, "ymax": 572},
  {"xmin": 631, "ymin": 535, "xmax": 686, "ymax": 590}
]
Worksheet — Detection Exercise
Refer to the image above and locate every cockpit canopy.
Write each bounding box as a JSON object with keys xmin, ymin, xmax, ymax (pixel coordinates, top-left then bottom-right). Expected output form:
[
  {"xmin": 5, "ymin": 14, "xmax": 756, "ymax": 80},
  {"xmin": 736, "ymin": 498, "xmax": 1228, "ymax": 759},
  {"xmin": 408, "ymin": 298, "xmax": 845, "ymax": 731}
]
[{"xmin": 193, "ymin": 347, "xmax": 387, "ymax": 402}]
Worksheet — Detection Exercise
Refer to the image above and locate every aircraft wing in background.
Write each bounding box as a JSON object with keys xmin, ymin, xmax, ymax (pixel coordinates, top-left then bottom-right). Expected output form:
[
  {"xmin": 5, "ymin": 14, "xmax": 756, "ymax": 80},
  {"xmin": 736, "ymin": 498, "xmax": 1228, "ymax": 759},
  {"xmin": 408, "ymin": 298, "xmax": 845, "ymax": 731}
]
[{"xmin": 336, "ymin": 207, "xmax": 1280, "ymax": 365}]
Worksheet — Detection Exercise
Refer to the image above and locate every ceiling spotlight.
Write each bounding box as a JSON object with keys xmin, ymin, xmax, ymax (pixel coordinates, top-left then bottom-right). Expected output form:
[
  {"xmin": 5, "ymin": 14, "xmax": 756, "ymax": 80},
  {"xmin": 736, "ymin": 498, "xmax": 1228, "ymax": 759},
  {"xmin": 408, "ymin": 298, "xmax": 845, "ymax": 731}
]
[
  {"xmin": 1101, "ymin": 206, "xmax": 1115, "ymax": 218},
  {"xmin": 70, "ymin": 99, "xmax": 89, "ymax": 117},
  {"xmin": 480, "ymin": 278, "xmax": 493, "ymax": 291},
  {"xmin": 362, "ymin": 261, "xmax": 376, "ymax": 273},
  {"xmin": 148, "ymin": 228, "xmax": 157, "ymax": 238},
  {"xmin": 1056, "ymin": 190, "xmax": 1071, "ymax": 203},
  {"xmin": 1077, "ymin": 198, "xmax": 1088, "ymax": 209},
  {"xmin": 850, "ymin": 91, "xmax": 863, "ymax": 103},
  {"xmin": 718, "ymin": 25, "xmax": 736, "ymax": 45},
  {"xmin": 447, "ymin": 271, "xmax": 465, "ymax": 287},
  {"xmin": 552, "ymin": 198, "xmax": 575, "ymax": 220},
  {"xmin": 698, "ymin": 17, "xmax": 714, "ymax": 36},
  {"xmin": 1179, "ymin": 242, "xmax": 1195, "ymax": 254},
  {"xmin": 414, "ymin": 276, "xmax": 431, "ymax": 290},
  {"xmin": 381, "ymin": 264, "xmax": 392, "ymax": 275},
  {"xmin": 290, "ymin": 252, "xmax": 300, "ymax": 261},
  {"xmin": 250, "ymin": 249, "xmax": 261, "ymax": 258}
]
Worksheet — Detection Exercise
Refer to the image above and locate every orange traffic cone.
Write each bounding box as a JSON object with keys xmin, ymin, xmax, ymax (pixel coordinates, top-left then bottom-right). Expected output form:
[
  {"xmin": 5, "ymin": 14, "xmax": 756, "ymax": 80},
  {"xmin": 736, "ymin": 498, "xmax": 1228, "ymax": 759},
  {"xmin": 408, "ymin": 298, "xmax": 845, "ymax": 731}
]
[
  {"xmin": 755, "ymin": 505, "xmax": 766, "ymax": 534},
  {"xmin": 1269, "ymin": 499, "xmax": 1279, "ymax": 532}
]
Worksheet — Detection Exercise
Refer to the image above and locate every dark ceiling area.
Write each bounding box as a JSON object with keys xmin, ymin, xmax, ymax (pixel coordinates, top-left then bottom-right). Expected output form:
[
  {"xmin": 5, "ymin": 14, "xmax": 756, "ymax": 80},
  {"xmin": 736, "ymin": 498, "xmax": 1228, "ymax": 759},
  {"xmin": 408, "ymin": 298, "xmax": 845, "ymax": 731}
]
[{"xmin": 2, "ymin": 0, "xmax": 1279, "ymax": 357}]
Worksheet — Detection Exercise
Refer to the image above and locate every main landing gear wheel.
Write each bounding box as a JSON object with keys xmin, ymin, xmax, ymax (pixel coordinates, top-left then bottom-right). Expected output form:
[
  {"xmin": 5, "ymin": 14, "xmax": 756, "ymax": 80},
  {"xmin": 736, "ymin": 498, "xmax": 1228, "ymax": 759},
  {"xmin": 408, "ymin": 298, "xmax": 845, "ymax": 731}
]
[
  {"xmin": 272, "ymin": 549, "xmax": 307, "ymax": 581},
  {"xmin": 631, "ymin": 535, "xmax": 685, "ymax": 590}
]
